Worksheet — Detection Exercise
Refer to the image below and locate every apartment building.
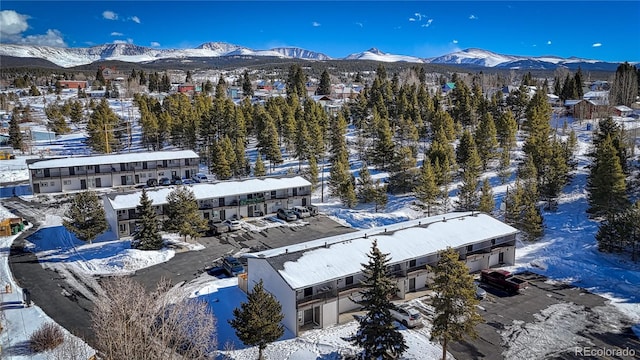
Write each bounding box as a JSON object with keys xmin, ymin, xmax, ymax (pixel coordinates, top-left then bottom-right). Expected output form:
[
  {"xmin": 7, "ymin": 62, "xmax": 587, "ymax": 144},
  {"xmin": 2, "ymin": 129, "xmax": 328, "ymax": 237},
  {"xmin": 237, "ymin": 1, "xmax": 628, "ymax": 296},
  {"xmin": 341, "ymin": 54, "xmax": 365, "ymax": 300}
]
[
  {"xmin": 27, "ymin": 150, "xmax": 199, "ymax": 194},
  {"xmin": 103, "ymin": 176, "xmax": 312, "ymax": 239},
  {"xmin": 243, "ymin": 212, "xmax": 518, "ymax": 336}
]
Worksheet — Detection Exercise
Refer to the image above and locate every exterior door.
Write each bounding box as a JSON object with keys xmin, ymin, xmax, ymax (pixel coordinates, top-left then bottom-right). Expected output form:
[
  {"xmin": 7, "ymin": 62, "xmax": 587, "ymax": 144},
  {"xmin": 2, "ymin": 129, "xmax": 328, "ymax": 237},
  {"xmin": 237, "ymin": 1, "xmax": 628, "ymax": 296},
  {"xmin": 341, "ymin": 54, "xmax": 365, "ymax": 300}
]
[
  {"xmin": 135, "ymin": 175, "xmax": 140, "ymax": 183},
  {"xmin": 69, "ymin": 167, "xmax": 75, "ymax": 175},
  {"xmin": 302, "ymin": 197, "xmax": 307, "ymax": 206},
  {"xmin": 121, "ymin": 176, "xmax": 127, "ymax": 185},
  {"xmin": 409, "ymin": 278, "xmax": 416, "ymax": 292},
  {"xmin": 33, "ymin": 183, "xmax": 40, "ymax": 193},
  {"xmin": 185, "ymin": 170, "xmax": 191, "ymax": 179},
  {"xmin": 80, "ymin": 179, "xmax": 87, "ymax": 189},
  {"xmin": 95, "ymin": 178, "xmax": 102, "ymax": 188}
]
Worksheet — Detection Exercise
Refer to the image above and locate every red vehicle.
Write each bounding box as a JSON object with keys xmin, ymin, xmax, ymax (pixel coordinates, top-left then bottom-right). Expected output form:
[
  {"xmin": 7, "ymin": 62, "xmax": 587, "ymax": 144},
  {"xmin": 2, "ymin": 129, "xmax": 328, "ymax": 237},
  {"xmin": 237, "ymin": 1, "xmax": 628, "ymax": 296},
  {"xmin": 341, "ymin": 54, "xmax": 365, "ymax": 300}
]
[{"xmin": 480, "ymin": 269, "xmax": 528, "ymax": 294}]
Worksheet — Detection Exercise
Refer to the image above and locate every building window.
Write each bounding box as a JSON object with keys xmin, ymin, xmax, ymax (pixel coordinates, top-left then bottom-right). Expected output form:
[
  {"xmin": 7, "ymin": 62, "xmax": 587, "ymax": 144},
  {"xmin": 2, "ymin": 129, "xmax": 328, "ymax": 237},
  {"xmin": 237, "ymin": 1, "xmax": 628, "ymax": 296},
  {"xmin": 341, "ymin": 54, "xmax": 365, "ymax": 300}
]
[
  {"xmin": 141, "ymin": 173, "xmax": 146, "ymax": 178},
  {"xmin": 63, "ymin": 180, "xmax": 71, "ymax": 185},
  {"xmin": 119, "ymin": 224, "xmax": 126, "ymax": 232},
  {"xmin": 345, "ymin": 276, "xmax": 353, "ymax": 286},
  {"xmin": 491, "ymin": 239, "xmax": 496, "ymax": 245},
  {"xmin": 303, "ymin": 287, "xmax": 312, "ymax": 297},
  {"xmin": 40, "ymin": 182, "xmax": 48, "ymax": 187},
  {"xmin": 409, "ymin": 259, "xmax": 416, "ymax": 268},
  {"xmin": 467, "ymin": 245, "xmax": 473, "ymax": 252}
]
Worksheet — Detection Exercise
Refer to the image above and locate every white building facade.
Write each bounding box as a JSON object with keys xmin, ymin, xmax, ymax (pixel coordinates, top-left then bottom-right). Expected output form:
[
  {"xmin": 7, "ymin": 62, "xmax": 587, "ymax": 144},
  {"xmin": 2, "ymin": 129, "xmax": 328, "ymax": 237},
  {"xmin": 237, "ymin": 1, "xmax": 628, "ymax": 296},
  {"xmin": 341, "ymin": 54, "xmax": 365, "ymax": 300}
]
[
  {"xmin": 244, "ymin": 212, "xmax": 518, "ymax": 336},
  {"xmin": 103, "ymin": 176, "xmax": 312, "ymax": 239},
  {"xmin": 27, "ymin": 150, "xmax": 199, "ymax": 194}
]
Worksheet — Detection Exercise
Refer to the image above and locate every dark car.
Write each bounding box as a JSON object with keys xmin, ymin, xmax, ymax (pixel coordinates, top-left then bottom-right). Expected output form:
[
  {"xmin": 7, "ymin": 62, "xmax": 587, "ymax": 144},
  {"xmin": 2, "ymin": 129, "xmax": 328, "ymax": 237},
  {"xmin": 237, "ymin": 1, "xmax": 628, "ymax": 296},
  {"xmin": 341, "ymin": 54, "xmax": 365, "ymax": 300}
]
[
  {"xmin": 171, "ymin": 176, "xmax": 183, "ymax": 185},
  {"xmin": 146, "ymin": 178, "xmax": 158, "ymax": 187},
  {"xmin": 222, "ymin": 256, "xmax": 245, "ymax": 276},
  {"xmin": 159, "ymin": 177, "xmax": 172, "ymax": 186}
]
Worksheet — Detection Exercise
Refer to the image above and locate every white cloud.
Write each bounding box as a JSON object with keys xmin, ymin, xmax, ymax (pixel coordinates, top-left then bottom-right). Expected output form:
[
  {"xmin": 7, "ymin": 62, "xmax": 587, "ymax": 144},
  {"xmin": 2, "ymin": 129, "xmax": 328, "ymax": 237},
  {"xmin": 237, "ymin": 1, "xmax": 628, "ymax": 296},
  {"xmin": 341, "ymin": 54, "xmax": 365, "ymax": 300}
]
[
  {"xmin": 592, "ymin": 42, "xmax": 602, "ymax": 47},
  {"xmin": 127, "ymin": 38, "xmax": 133, "ymax": 44},
  {"xmin": 547, "ymin": 40, "xmax": 552, "ymax": 45},
  {"xmin": 414, "ymin": 12, "xmax": 426, "ymax": 21},
  {"xmin": 469, "ymin": 14, "xmax": 478, "ymax": 20},
  {"xmin": 409, "ymin": 17, "xmax": 416, "ymax": 21},
  {"xmin": 0, "ymin": 10, "xmax": 66, "ymax": 47},
  {"xmin": 150, "ymin": 41, "xmax": 160, "ymax": 47},
  {"xmin": 110, "ymin": 32, "xmax": 123, "ymax": 36},
  {"xmin": 20, "ymin": 29, "xmax": 66, "ymax": 47},
  {"xmin": 312, "ymin": 21, "xmax": 321, "ymax": 27},
  {"xmin": 130, "ymin": 16, "xmax": 140, "ymax": 24},
  {"xmin": 452, "ymin": 39, "xmax": 458, "ymax": 44},
  {"xmin": 103, "ymin": 10, "xmax": 118, "ymax": 20},
  {"xmin": 0, "ymin": 10, "xmax": 29, "ymax": 36},
  {"xmin": 421, "ymin": 19, "xmax": 433, "ymax": 27},
  {"xmin": 355, "ymin": 22, "xmax": 363, "ymax": 28},
  {"xmin": 113, "ymin": 40, "xmax": 128, "ymax": 44}
]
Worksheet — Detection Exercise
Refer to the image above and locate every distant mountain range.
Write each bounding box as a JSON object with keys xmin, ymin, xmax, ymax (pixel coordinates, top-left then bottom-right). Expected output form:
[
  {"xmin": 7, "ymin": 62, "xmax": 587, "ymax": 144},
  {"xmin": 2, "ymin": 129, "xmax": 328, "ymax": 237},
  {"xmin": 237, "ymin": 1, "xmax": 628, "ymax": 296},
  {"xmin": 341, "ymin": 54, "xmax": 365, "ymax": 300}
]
[{"xmin": 0, "ymin": 42, "xmax": 625, "ymax": 71}]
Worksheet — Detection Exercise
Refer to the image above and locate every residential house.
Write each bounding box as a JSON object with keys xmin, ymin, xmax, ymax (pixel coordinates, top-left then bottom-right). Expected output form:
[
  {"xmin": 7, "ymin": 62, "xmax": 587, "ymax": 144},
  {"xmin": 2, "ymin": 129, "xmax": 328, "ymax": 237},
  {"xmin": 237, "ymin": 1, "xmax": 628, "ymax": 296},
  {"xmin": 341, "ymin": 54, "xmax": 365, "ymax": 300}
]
[
  {"xmin": 442, "ymin": 82, "xmax": 456, "ymax": 93},
  {"xmin": 574, "ymin": 99, "xmax": 607, "ymax": 120},
  {"xmin": 177, "ymin": 84, "xmax": 196, "ymax": 94},
  {"xmin": 583, "ymin": 90, "xmax": 609, "ymax": 106},
  {"xmin": 27, "ymin": 150, "xmax": 199, "ymax": 194},
  {"xmin": 243, "ymin": 212, "xmax": 518, "ymax": 336},
  {"xmin": 612, "ymin": 105, "xmax": 633, "ymax": 117},
  {"xmin": 57, "ymin": 80, "xmax": 88, "ymax": 89},
  {"xmin": 103, "ymin": 176, "xmax": 312, "ymax": 239}
]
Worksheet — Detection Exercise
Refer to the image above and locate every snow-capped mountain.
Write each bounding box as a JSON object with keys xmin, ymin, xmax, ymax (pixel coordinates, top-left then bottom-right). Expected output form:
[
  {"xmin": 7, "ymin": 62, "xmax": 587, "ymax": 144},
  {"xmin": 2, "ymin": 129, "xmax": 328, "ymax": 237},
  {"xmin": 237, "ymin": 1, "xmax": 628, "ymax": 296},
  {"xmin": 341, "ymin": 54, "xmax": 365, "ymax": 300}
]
[
  {"xmin": 0, "ymin": 43, "xmax": 329, "ymax": 68},
  {"xmin": 0, "ymin": 42, "xmax": 618, "ymax": 69},
  {"xmin": 424, "ymin": 48, "xmax": 609, "ymax": 70},
  {"xmin": 344, "ymin": 48, "xmax": 424, "ymax": 63},
  {"xmin": 270, "ymin": 47, "xmax": 332, "ymax": 61},
  {"xmin": 425, "ymin": 48, "xmax": 518, "ymax": 67}
]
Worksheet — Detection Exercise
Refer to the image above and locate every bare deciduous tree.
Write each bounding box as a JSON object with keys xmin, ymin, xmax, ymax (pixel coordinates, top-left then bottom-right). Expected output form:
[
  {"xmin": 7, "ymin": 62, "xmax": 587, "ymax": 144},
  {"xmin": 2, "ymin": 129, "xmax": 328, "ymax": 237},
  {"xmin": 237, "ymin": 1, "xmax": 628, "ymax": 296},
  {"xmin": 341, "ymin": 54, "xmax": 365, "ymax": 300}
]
[{"xmin": 91, "ymin": 277, "xmax": 216, "ymax": 360}]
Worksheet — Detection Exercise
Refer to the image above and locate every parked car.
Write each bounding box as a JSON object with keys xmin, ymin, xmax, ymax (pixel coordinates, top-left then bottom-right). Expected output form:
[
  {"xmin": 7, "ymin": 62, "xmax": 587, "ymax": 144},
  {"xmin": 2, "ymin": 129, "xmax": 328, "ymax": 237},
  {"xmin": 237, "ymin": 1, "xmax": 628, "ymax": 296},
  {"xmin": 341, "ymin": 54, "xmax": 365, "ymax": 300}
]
[
  {"xmin": 146, "ymin": 178, "xmax": 158, "ymax": 187},
  {"xmin": 222, "ymin": 256, "xmax": 245, "ymax": 276},
  {"xmin": 223, "ymin": 219, "xmax": 242, "ymax": 231},
  {"xmin": 390, "ymin": 304, "xmax": 421, "ymax": 328},
  {"xmin": 305, "ymin": 205, "xmax": 319, "ymax": 216},
  {"xmin": 480, "ymin": 269, "xmax": 528, "ymax": 294},
  {"xmin": 192, "ymin": 173, "xmax": 208, "ymax": 183},
  {"xmin": 292, "ymin": 206, "xmax": 311, "ymax": 219},
  {"xmin": 277, "ymin": 208, "xmax": 297, "ymax": 221},
  {"xmin": 208, "ymin": 220, "xmax": 230, "ymax": 235},
  {"xmin": 171, "ymin": 176, "xmax": 183, "ymax": 185},
  {"xmin": 474, "ymin": 281, "xmax": 487, "ymax": 300},
  {"xmin": 159, "ymin": 177, "xmax": 172, "ymax": 186},
  {"xmin": 182, "ymin": 178, "xmax": 195, "ymax": 185}
]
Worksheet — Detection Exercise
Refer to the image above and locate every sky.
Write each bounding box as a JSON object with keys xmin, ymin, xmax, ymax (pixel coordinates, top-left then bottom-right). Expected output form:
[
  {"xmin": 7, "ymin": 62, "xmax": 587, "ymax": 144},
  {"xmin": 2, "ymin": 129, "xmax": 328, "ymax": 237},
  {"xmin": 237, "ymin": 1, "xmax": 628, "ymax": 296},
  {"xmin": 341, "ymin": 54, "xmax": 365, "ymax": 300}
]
[{"xmin": 0, "ymin": 1, "xmax": 639, "ymax": 62}]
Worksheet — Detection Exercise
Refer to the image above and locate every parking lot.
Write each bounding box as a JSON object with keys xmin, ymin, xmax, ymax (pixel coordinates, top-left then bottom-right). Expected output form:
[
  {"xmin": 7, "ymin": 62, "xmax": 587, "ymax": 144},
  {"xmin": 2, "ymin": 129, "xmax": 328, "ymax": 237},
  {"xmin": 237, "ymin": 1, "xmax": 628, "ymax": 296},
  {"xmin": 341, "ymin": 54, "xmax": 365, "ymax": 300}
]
[
  {"xmin": 131, "ymin": 214, "xmax": 356, "ymax": 289},
  {"xmin": 448, "ymin": 272, "xmax": 640, "ymax": 360}
]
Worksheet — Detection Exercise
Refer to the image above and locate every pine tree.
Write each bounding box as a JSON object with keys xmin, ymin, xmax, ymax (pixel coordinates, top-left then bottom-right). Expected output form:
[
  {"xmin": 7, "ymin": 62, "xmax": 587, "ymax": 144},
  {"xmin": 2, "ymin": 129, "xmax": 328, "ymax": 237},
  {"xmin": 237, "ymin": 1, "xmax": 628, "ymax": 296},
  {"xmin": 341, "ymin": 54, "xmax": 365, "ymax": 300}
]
[
  {"xmin": 86, "ymin": 98, "xmax": 119, "ymax": 153},
  {"xmin": 478, "ymin": 178, "xmax": 495, "ymax": 214},
  {"xmin": 317, "ymin": 69, "xmax": 331, "ymax": 95},
  {"xmin": 350, "ymin": 241, "xmax": 407, "ymax": 359},
  {"xmin": 132, "ymin": 188, "xmax": 162, "ymax": 250},
  {"xmin": 373, "ymin": 180, "xmax": 388, "ymax": 212},
  {"xmin": 496, "ymin": 110, "xmax": 517, "ymax": 152},
  {"xmin": 357, "ymin": 162, "xmax": 376, "ymax": 203},
  {"xmin": 523, "ymin": 89, "xmax": 553, "ymax": 187},
  {"xmin": 63, "ymin": 191, "xmax": 108, "ymax": 244},
  {"xmin": 609, "ymin": 62, "xmax": 638, "ymax": 107},
  {"xmin": 210, "ymin": 139, "xmax": 231, "ymax": 180},
  {"xmin": 497, "ymin": 149, "xmax": 512, "ymax": 184},
  {"xmin": 414, "ymin": 160, "xmax": 439, "ymax": 216},
  {"xmin": 241, "ymin": 70, "xmax": 253, "ymax": 97},
  {"xmin": 8, "ymin": 109, "xmax": 23, "ymax": 150},
  {"xmin": 254, "ymin": 152, "xmax": 266, "ymax": 177},
  {"xmin": 430, "ymin": 247, "xmax": 483, "ymax": 360},
  {"xmin": 163, "ymin": 186, "xmax": 207, "ymax": 241},
  {"xmin": 587, "ymin": 134, "xmax": 628, "ymax": 216},
  {"xmin": 475, "ymin": 112, "xmax": 499, "ymax": 170},
  {"xmin": 305, "ymin": 155, "xmax": 319, "ymax": 188},
  {"xmin": 387, "ymin": 146, "xmax": 417, "ymax": 194},
  {"xmin": 229, "ymin": 280, "xmax": 284, "ymax": 360},
  {"xmin": 371, "ymin": 109, "xmax": 395, "ymax": 169}
]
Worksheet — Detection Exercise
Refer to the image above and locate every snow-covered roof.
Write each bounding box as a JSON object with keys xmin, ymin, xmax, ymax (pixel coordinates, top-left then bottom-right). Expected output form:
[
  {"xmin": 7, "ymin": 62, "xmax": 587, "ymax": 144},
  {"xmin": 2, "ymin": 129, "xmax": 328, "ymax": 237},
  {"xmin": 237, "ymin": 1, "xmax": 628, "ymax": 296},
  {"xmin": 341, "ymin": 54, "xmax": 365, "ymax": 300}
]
[
  {"xmin": 249, "ymin": 212, "xmax": 518, "ymax": 289},
  {"xmin": 28, "ymin": 150, "xmax": 199, "ymax": 170},
  {"xmin": 106, "ymin": 176, "xmax": 311, "ymax": 210},
  {"xmin": 615, "ymin": 105, "xmax": 633, "ymax": 112},
  {"xmin": 583, "ymin": 90, "xmax": 609, "ymax": 99},
  {"xmin": 564, "ymin": 100, "xmax": 582, "ymax": 106}
]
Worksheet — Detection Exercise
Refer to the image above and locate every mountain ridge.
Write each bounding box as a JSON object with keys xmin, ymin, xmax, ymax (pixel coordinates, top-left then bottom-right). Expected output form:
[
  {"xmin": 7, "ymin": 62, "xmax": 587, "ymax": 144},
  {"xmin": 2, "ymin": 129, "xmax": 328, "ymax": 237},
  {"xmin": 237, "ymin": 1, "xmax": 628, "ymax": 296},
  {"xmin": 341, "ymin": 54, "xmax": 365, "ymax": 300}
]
[{"xmin": 0, "ymin": 42, "xmax": 626, "ymax": 70}]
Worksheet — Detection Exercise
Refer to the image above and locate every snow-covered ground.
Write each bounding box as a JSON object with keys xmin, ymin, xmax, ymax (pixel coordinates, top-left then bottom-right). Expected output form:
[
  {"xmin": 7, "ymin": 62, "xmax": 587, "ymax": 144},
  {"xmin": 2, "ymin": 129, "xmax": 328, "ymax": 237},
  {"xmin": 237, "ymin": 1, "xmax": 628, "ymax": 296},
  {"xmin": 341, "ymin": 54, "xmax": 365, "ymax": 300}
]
[{"xmin": 0, "ymin": 91, "xmax": 639, "ymax": 358}]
